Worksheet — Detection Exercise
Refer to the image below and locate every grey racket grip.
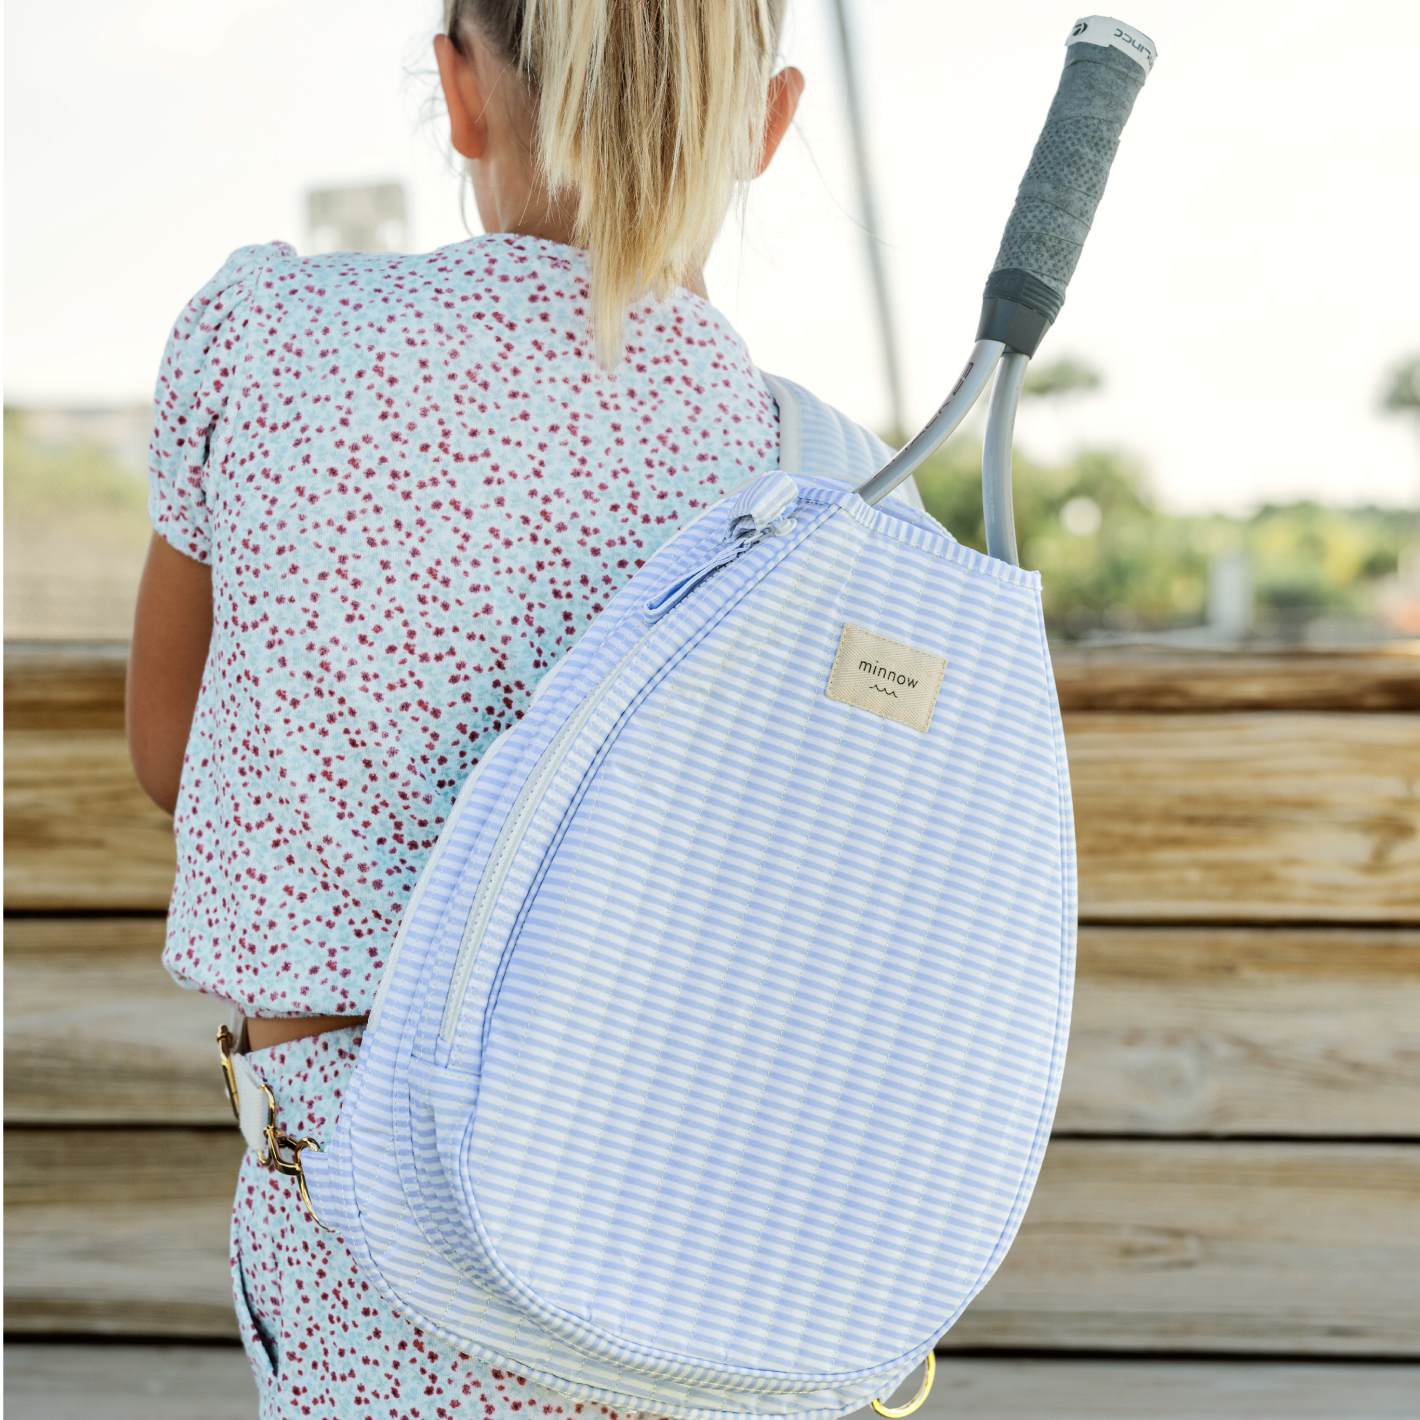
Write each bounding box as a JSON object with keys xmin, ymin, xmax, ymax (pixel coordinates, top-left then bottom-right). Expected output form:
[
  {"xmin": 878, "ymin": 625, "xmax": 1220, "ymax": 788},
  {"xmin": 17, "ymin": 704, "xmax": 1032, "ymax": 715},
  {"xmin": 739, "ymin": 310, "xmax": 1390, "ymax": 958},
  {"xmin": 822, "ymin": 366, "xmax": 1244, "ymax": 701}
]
[{"xmin": 979, "ymin": 18, "xmax": 1154, "ymax": 356}]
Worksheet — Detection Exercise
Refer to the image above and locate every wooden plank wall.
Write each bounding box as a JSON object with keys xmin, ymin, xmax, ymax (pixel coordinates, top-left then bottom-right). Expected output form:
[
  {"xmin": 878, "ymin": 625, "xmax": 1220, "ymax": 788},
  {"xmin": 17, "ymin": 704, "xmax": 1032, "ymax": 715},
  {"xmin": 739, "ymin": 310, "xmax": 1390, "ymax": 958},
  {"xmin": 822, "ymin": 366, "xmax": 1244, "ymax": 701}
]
[{"xmin": 6, "ymin": 642, "xmax": 1420, "ymax": 1374}]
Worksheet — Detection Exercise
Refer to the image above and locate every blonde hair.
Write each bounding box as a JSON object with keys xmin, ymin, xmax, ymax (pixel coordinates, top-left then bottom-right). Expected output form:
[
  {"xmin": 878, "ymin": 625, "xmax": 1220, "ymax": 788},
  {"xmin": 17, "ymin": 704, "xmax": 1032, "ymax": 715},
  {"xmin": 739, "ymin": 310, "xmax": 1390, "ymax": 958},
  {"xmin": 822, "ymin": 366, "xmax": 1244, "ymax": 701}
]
[{"xmin": 444, "ymin": 0, "xmax": 787, "ymax": 363}]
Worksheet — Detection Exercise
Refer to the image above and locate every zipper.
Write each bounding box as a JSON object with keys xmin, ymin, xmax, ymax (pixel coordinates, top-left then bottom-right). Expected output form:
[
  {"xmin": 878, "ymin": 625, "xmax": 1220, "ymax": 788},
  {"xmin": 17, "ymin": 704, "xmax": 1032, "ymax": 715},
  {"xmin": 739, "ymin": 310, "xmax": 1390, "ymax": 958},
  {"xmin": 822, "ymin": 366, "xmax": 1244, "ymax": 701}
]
[
  {"xmin": 437, "ymin": 636, "xmax": 647, "ymax": 1044},
  {"xmin": 643, "ymin": 515, "xmax": 796, "ymax": 622}
]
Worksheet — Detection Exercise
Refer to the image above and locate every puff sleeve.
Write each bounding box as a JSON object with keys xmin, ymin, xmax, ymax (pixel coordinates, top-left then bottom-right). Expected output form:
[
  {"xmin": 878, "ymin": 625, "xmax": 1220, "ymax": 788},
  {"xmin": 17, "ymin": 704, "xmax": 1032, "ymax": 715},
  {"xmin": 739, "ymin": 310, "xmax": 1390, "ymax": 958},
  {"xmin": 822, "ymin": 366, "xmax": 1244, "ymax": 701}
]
[{"xmin": 147, "ymin": 242, "xmax": 291, "ymax": 562}]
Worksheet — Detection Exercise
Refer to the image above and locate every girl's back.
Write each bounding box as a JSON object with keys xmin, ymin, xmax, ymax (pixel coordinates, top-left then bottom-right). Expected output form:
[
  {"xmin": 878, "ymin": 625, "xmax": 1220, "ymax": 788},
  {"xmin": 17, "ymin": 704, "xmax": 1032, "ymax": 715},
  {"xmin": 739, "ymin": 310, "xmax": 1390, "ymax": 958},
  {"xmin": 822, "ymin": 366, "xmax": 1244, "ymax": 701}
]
[
  {"xmin": 127, "ymin": 4, "xmax": 894, "ymax": 1413},
  {"xmin": 153, "ymin": 233, "xmax": 780, "ymax": 1016}
]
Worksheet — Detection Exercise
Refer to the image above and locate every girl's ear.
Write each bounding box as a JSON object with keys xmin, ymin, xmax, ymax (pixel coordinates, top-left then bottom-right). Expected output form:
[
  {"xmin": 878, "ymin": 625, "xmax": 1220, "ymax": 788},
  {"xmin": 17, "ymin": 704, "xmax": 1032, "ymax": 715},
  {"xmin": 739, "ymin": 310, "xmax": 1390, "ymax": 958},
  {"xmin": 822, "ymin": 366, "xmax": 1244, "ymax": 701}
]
[
  {"xmin": 435, "ymin": 33, "xmax": 489, "ymax": 161},
  {"xmin": 758, "ymin": 67, "xmax": 805, "ymax": 176}
]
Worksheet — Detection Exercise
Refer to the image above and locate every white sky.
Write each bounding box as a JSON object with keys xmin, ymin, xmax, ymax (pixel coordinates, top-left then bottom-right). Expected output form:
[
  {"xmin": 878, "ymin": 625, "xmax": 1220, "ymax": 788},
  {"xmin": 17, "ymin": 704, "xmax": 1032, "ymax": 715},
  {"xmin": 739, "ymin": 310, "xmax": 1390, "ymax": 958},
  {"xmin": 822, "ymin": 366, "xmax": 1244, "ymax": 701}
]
[{"xmin": 5, "ymin": 0, "xmax": 1418, "ymax": 512}]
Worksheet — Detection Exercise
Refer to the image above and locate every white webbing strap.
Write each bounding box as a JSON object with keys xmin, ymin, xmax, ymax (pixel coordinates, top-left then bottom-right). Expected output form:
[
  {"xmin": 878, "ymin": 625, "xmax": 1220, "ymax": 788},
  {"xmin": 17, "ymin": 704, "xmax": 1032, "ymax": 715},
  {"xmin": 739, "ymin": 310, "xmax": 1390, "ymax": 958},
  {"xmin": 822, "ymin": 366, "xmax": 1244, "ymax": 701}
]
[{"xmin": 230, "ymin": 1050, "xmax": 275, "ymax": 1155}]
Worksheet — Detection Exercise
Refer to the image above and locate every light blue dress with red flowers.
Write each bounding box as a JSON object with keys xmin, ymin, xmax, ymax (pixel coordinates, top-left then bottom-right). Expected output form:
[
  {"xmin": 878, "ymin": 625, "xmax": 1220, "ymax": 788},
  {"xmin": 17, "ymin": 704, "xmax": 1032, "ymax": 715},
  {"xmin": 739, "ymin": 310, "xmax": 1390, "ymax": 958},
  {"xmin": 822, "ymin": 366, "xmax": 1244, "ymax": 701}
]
[{"xmin": 150, "ymin": 235, "xmax": 781, "ymax": 1021}]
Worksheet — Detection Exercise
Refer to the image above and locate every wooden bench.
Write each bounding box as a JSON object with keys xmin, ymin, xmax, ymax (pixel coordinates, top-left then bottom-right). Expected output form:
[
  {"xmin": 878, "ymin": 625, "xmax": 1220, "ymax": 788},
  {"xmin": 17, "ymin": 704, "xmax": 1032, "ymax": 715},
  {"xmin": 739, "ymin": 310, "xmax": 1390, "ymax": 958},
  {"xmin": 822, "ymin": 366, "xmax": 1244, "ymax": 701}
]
[{"xmin": 6, "ymin": 641, "xmax": 1419, "ymax": 1404}]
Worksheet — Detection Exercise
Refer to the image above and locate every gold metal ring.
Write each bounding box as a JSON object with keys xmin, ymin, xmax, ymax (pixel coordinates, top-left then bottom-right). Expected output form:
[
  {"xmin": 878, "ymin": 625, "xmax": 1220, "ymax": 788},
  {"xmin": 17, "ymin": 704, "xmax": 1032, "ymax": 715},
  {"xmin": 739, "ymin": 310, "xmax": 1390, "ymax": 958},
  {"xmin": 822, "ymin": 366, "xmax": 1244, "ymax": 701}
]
[
  {"xmin": 264, "ymin": 1123, "xmax": 333, "ymax": 1233},
  {"xmin": 871, "ymin": 1352, "xmax": 935, "ymax": 1418}
]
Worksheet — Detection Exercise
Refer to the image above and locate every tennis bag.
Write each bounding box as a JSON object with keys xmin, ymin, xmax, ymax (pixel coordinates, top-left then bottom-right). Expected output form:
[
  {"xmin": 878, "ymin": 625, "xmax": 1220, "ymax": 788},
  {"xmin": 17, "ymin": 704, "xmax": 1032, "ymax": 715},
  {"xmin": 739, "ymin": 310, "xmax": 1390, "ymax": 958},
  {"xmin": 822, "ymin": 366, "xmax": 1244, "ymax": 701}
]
[{"xmin": 301, "ymin": 380, "xmax": 1074, "ymax": 1419}]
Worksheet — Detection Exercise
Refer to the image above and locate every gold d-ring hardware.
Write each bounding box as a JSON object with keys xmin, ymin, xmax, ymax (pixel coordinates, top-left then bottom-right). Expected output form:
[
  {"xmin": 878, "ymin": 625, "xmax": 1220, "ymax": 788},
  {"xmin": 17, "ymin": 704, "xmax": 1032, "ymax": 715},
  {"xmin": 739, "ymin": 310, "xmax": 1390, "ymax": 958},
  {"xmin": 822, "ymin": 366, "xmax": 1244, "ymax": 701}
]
[
  {"xmin": 871, "ymin": 1353, "xmax": 935, "ymax": 1418},
  {"xmin": 262, "ymin": 1114, "xmax": 333, "ymax": 1233},
  {"xmin": 216, "ymin": 1024, "xmax": 332, "ymax": 1233}
]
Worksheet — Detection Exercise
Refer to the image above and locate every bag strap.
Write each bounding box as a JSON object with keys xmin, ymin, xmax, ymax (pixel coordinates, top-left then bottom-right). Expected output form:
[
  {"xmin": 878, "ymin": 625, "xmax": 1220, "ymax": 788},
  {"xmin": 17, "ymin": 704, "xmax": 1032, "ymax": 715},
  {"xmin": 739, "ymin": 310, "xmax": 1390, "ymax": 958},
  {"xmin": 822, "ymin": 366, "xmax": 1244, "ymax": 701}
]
[
  {"xmin": 762, "ymin": 372, "xmax": 923, "ymax": 512},
  {"xmin": 762, "ymin": 371, "xmax": 805, "ymax": 473}
]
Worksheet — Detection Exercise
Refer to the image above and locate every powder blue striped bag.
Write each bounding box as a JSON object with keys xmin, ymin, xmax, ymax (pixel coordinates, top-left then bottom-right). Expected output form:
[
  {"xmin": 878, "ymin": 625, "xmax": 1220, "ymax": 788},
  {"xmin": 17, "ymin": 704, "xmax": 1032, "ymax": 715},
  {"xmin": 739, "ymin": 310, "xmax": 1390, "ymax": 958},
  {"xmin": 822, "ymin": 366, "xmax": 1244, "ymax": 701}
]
[
  {"xmin": 297, "ymin": 17, "xmax": 1160, "ymax": 1413},
  {"xmin": 300, "ymin": 377, "xmax": 1075, "ymax": 1420}
]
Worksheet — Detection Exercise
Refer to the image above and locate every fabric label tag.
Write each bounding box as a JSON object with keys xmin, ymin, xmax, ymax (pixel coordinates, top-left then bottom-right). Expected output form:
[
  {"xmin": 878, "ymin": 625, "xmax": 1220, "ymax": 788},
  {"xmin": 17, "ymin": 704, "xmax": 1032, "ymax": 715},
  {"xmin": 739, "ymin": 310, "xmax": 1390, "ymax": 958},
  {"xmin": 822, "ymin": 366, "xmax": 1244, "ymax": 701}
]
[{"xmin": 826, "ymin": 624, "xmax": 947, "ymax": 733}]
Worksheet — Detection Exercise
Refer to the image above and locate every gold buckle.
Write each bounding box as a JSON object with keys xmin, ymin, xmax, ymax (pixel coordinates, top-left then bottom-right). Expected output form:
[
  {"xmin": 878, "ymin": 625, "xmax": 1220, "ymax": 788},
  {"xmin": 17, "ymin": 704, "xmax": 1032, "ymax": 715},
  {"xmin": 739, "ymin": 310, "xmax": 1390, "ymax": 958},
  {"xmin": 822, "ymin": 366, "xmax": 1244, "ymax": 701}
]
[
  {"xmin": 216, "ymin": 1024, "xmax": 242, "ymax": 1123},
  {"xmin": 216, "ymin": 1023, "xmax": 332, "ymax": 1233},
  {"xmin": 871, "ymin": 1353, "xmax": 935, "ymax": 1418}
]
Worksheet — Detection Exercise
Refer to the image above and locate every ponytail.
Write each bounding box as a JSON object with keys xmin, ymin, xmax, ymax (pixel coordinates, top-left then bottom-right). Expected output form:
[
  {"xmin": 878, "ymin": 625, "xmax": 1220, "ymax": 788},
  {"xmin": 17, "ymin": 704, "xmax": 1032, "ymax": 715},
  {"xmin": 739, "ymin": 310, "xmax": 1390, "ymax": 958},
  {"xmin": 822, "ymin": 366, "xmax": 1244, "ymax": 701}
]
[{"xmin": 445, "ymin": 0, "xmax": 787, "ymax": 364}]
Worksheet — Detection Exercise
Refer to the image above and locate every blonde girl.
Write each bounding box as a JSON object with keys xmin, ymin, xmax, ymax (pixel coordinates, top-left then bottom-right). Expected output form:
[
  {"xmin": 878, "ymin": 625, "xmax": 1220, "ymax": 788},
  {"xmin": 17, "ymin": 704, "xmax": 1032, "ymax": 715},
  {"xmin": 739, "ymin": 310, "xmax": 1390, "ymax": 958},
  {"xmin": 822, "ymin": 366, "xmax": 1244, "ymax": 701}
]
[{"xmin": 129, "ymin": 4, "xmax": 894, "ymax": 1415}]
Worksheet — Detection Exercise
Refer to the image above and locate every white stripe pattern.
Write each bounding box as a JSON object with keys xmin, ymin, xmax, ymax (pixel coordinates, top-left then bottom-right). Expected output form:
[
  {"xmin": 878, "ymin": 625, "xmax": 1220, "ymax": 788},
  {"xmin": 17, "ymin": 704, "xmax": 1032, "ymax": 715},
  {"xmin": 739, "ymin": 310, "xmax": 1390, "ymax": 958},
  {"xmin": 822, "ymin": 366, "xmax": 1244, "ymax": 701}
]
[{"xmin": 303, "ymin": 384, "xmax": 1075, "ymax": 1420}]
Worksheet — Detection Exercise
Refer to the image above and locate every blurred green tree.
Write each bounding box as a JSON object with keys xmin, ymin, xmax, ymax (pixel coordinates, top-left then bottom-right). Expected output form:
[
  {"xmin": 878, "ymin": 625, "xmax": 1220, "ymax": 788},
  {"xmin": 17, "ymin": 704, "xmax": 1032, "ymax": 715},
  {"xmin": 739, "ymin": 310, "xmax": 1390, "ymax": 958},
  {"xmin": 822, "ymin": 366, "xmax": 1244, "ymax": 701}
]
[
  {"xmin": 906, "ymin": 353, "xmax": 1412, "ymax": 640},
  {"xmin": 1381, "ymin": 356, "xmax": 1420, "ymax": 424},
  {"xmin": 4, "ymin": 407, "xmax": 152, "ymax": 639},
  {"xmin": 1021, "ymin": 357, "xmax": 1101, "ymax": 399},
  {"xmin": 3, "ymin": 407, "xmax": 149, "ymax": 518}
]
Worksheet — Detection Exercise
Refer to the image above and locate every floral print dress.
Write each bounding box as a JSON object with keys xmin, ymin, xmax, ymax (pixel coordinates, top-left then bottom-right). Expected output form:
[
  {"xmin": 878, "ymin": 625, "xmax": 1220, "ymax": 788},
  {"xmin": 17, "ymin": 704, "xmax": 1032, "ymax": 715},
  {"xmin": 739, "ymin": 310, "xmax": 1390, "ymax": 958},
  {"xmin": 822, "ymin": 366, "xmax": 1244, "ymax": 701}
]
[{"xmin": 150, "ymin": 234, "xmax": 781, "ymax": 1021}]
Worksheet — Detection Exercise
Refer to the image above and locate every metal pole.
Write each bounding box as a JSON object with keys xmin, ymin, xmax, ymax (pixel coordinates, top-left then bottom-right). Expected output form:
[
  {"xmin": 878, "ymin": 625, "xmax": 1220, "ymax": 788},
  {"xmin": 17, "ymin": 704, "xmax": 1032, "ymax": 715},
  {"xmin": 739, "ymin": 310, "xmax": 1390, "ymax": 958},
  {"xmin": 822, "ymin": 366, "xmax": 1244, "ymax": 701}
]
[{"xmin": 828, "ymin": 0, "xmax": 907, "ymax": 444}]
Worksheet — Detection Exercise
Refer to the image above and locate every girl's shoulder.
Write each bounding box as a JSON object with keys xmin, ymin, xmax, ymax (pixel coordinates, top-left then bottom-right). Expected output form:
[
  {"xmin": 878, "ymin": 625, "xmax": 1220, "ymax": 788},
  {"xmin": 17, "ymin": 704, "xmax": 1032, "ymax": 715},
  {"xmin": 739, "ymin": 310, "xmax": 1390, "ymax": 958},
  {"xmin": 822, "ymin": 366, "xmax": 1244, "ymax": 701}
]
[
  {"xmin": 158, "ymin": 235, "xmax": 567, "ymax": 393},
  {"xmin": 178, "ymin": 241, "xmax": 296, "ymax": 326},
  {"xmin": 178, "ymin": 233, "xmax": 565, "ymax": 311},
  {"xmin": 231, "ymin": 233, "xmax": 584, "ymax": 292},
  {"xmin": 186, "ymin": 234, "xmax": 596, "ymax": 341}
]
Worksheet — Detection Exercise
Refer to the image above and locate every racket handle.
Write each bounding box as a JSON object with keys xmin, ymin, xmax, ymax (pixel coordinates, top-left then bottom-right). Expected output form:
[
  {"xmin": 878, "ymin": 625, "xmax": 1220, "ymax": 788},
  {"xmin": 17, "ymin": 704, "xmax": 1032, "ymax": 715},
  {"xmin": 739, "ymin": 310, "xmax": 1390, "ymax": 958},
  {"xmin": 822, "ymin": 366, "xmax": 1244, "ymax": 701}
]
[{"xmin": 978, "ymin": 16, "xmax": 1156, "ymax": 357}]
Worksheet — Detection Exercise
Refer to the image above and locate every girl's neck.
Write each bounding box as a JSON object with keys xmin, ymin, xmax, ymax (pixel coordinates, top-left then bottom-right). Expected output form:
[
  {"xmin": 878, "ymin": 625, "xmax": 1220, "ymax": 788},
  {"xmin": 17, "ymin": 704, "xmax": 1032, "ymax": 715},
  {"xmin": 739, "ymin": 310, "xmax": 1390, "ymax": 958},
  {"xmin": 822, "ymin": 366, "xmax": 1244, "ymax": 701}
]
[{"xmin": 476, "ymin": 187, "xmax": 708, "ymax": 302}]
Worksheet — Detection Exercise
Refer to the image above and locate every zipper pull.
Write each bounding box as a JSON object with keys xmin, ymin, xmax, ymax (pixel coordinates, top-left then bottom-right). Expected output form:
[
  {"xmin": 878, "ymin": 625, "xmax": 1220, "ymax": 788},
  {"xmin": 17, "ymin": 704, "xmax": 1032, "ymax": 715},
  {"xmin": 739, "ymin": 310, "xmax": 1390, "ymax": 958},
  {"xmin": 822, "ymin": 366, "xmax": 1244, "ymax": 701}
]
[
  {"xmin": 726, "ymin": 470, "xmax": 800, "ymax": 542},
  {"xmin": 644, "ymin": 472, "xmax": 800, "ymax": 621}
]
